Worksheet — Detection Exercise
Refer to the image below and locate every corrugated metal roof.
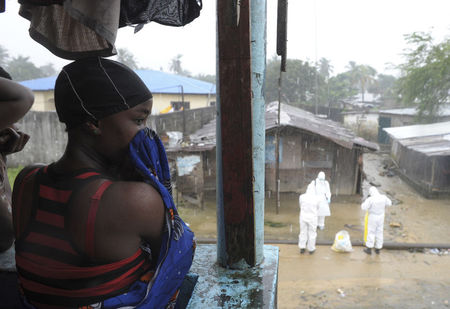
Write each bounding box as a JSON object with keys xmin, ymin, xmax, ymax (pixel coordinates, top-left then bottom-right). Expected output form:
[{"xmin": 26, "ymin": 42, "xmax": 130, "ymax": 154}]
[
  {"xmin": 265, "ymin": 102, "xmax": 379, "ymax": 150},
  {"xmin": 383, "ymin": 121, "xmax": 450, "ymax": 156},
  {"xmin": 383, "ymin": 121, "xmax": 450, "ymax": 139},
  {"xmin": 180, "ymin": 102, "xmax": 379, "ymax": 151},
  {"xmin": 380, "ymin": 106, "xmax": 450, "ymax": 117},
  {"xmin": 19, "ymin": 70, "xmax": 216, "ymax": 95}
]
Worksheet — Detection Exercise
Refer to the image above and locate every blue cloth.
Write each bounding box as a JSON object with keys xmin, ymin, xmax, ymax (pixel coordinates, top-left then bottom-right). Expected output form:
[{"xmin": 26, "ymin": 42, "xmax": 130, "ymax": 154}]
[{"xmin": 128, "ymin": 128, "xmax": 196, "ymax": 308}]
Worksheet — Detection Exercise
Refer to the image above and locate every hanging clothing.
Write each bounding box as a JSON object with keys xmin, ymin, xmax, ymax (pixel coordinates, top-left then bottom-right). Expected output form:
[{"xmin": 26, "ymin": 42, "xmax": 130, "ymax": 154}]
[
  {"xmin": 298, "ymin": 184, "xmax": 320, "ymax": 252},
  {"xmin": 361, "ymin": 187, "xmax": 392, "ymax": 249},
  {"xmin": 18, "ymin": 0, "xmax": 202, "ymax": 59},
  {"xmin": 19, "ymin": 0, "xmax": 119, "ymax": 59}
]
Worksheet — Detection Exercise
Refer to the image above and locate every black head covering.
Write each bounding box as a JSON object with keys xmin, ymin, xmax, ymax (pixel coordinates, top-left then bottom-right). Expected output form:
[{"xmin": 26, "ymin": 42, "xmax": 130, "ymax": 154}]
[{"xmin": 55, "ymin": 57, "xmax": 152, "ymax": 129}]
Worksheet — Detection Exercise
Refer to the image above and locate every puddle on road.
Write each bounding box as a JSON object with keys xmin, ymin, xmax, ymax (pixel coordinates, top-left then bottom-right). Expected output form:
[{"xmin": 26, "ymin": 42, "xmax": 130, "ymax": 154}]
[{"xmin": 178, "ymin": 152, "xmax": 450, "ymax": 244}]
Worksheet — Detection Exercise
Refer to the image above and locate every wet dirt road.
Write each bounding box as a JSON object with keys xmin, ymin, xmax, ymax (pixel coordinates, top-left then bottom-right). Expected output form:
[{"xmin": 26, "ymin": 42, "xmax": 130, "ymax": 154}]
[{"xmin": 277, "ymin": 244, "xmax": 450, "ymax": 309}]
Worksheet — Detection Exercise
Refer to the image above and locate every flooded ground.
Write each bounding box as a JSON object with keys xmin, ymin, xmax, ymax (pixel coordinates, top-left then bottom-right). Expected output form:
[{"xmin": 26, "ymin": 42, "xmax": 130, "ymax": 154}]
[
  {"xmin": 178, "ymin": 151, "xmax": 450, "ymax": 308},
  {"xmin": 179, "ymin": 152, "xmax": 450, "ymax": 245},
  {"xmin": 277, "ymin": 244, "xmax": 450, "ymax": 309}
]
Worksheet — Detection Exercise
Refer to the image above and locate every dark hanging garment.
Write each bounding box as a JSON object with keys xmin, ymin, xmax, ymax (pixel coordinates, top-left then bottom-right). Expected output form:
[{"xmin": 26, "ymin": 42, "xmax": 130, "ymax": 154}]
[{"xmin": 119, "ymin": 0, "xmax": 203, "ymax": 30}]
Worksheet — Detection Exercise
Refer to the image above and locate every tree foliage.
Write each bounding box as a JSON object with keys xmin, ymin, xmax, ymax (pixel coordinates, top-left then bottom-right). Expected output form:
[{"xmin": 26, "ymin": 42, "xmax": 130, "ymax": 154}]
[
  {"xmin": 115, "ymin": 48, "xmax": 139, "ymax": 70},
  {"xmin": 368, "ymin": 73, "xmax": 397, "ymax": 106},
  {"xmin": 396, "ymin": 32, "xmax": 450, "ymax": 122},
  {"xmin": 265, "ymin": 56, "xmax": 320, "ymax": 104},
  {"xmin": 169, "ymin": 54, "xmax": 191, "ymax": 76},
  {"xmin": 327, "ymin": 72, "xmax": 358, "ymax": 106},
  {"xmin": 0, "ymin": 45, "xmax": 56, "ymax": 81},
  {"xmin": 194, "ymin": 73, "xmax": 216, "ymax": 84},
  {"xmin": 346, "ymin": 61, "xmax": 377, "ymax": 102}
]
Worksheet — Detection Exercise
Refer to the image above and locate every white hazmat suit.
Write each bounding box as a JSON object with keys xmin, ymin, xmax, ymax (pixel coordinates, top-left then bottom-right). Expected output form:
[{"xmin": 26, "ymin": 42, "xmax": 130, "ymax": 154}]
[
  {"xmin": 298, "ymin": 183, "xmax": 320, "ymax": 253},
  {"xmin": 361, "ymin": 186, "xmax": 392, "ymax": 249},
  {"xmin": 313, "ymin": 171, "xmax": 331, "ymax": 230}
]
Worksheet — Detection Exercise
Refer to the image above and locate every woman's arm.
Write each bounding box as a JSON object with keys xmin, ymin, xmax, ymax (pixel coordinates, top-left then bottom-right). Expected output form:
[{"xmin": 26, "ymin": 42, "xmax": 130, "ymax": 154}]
[{"xmin": 0, "ymin": 77, "xmax": 34, "ymax": 129}]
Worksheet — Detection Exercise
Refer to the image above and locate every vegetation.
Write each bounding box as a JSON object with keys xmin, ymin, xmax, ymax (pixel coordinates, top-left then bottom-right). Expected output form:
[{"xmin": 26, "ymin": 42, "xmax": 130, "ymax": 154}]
[
  {"xmin": 7, "ymin": 166, "xmax": 23, "ymax": 190},
  {"xmin": 0, "ymin": 45, "xmax": 56, "ymax": 81},
  {"xmin": 115, "ymin": 48, "xmax": 139, "ymax": 70},
  {"xmin": 264, "ymin": 56, "xmax": 396, "ymax": 109},
  {"xmin": 396, "ymin": 32, "xmax": 450, "ymax": 122}
]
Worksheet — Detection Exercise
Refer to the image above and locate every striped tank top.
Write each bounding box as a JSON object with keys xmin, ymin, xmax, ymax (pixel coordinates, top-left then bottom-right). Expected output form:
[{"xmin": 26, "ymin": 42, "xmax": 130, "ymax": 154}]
[{"xmin": 14, "ymin": 166, "xmax": 152, "ymax": 308}]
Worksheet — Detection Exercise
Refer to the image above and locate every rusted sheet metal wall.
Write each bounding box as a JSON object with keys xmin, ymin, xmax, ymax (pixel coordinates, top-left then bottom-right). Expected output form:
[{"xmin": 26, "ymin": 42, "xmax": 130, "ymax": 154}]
[
  {"xmin": 174, "ymin": 153, "xmax": 204, "ymax": 194},
  {"xmin": 333, "ymin": 146, "xmax": 359, "ymax": 196},
  {"xmin": 202, "ymin": 150, "xmax": 216, "ymax": 191},
  {"xmin": 217, "ymin": 0, "xmax": 255, "ymax": 266},
  {"xmin": 265, "ymin": 128, "xmax": 360, "ymax": 195},
  {"xmin": 168, "ymin": 149, "xmax": 217, "ymax": 194},
  {"xmin": 395, "ymin": 144, "xmax": 450, "ymax": 195}
]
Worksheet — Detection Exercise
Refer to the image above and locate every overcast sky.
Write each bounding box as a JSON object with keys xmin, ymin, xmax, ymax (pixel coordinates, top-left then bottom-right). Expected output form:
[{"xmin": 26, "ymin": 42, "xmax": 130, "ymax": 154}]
[{"xmin": 0, "ymin": 0, "xmax": 449, "ymax": 77}]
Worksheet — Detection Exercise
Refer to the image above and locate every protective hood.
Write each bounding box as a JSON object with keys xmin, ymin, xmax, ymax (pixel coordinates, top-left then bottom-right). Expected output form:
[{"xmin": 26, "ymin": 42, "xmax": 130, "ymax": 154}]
[
  {"xmin": 369, "ymin": 186, "xmax": 379, "ymax": 197},
  {"xmin": 317, "ymin": 171, "xmax": 325, "ymax": 180},
  {"xmin": 306, "ymin": 183, "xmax": 316, "ymax": 195}
]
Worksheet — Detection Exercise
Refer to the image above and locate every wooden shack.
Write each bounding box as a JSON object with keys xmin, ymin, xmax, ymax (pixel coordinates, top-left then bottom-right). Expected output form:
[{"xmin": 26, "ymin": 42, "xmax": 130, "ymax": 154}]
[
  {"xmin": 384, "ymin": 121, "xmax": 450, "ymax": 197},
  {"xmin": 265, "ymin": 102, "xmax": 379, "ymax": 195},
  {"xmin": 165, "ymin": 121, "xmax": 217, "ymax": 208}
]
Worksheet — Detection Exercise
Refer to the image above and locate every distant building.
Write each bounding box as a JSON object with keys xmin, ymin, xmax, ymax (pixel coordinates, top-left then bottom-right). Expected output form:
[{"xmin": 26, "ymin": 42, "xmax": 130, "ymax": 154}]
[
  {"xmin": 378, "ymin": 106, "xmax": 450, "ymax": 144},
  {"xmin": 342, "ymin": 110, "xmax": 379, "ymax": 142},
  {"xmin": 343, "ymin": 92, "xmax": 381, "ymax": 109},
  {"xmin": 19, "ymin": 70, "xmax": 216, "ymax": 115},
  {"xmin": 384, "ymin": 121, "xmax": 450, "ymax": 197}
]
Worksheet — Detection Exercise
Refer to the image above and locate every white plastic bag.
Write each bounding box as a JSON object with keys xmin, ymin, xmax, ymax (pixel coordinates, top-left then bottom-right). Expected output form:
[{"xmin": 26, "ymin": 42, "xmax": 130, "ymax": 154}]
[{"xmin": 331, "ymin": 230, "xmax": 353, "ymax": 252}]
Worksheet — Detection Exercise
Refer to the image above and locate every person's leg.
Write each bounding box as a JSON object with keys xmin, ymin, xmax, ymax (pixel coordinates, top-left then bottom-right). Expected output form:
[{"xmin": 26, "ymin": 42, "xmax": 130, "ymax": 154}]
[
  {"xmin": 298, "ymin": 219, "xmax": 307, "ymax": 253},
  {"xmin": 307, "ymin": 221, "xmax": 317, "ymax": 253},
  {"xmin": 374, "ymin": 218, "xmax": 384, "ymax": 252},
  {"xmin": 364, "ymin": 215, "xmax": 376, "ymax": 254},
  {"xmin": 317, "ymin": 216, "xmax": 325, "ymax": 230}
]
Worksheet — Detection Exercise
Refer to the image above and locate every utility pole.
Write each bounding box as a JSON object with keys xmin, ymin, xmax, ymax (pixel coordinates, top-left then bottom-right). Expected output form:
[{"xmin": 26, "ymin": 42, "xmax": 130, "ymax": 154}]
[
  {"xmin": 275, "ymin": 0, "xmax": 287, "ymax": 214},
  {"xmin": 180, "ymin": 85, "xmax": 186, "ymax": 136}
]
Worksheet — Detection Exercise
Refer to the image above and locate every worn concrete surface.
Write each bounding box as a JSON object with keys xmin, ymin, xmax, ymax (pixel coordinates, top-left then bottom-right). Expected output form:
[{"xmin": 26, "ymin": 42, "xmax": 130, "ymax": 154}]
[{"xmin": 187, "ymin": 244, "xmax": 279, "ymax": 309}]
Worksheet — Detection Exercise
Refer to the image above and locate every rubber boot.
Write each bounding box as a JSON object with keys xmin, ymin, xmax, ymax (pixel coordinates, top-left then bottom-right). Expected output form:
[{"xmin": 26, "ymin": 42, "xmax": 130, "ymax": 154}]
[{"xmin": 363, "ymin": 247, "xmax": 372, "ymax": 255}]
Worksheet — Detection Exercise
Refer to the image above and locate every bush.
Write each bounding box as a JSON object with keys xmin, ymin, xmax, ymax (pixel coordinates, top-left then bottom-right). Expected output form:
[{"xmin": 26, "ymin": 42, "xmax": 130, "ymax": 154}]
[{"xmin": 7, "ymin": 166, "xmax": 23, "ymax": 190}]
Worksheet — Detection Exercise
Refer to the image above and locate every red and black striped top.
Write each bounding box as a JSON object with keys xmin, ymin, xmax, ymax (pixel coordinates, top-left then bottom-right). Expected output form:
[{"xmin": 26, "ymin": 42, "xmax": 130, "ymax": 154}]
[{"xmin": 14, "ymin": 166, "xmax": 152, "ymax": 308}]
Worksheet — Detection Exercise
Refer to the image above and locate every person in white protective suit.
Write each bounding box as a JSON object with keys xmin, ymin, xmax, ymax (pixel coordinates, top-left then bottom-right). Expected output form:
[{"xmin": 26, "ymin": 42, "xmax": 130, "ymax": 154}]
[
  {"xmin": 361, "ymin": 186, "xmax": 392, "ymax": 254},
  {"xmin": 298, "ymin": 183, "xmax": 320, "ymax": 254},
  {"xmin": 313, "ymin": 171, "xmax": 331, "ymax": 230}
]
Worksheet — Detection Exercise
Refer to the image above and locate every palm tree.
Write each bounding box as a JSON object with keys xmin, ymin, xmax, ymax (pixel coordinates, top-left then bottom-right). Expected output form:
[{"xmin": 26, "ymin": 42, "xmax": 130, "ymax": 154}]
[
  {"xmin": 346, "ymin": 61, "xmax": 377, "ymax": 103},
  {"xmin": 170, "ymin": 54, "xmax": 183, "ymax": 75}
]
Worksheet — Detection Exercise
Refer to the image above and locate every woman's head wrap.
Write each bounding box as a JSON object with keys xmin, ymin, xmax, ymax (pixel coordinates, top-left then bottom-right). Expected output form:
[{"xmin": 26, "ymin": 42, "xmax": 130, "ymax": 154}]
[{"xmin": 55, "ymin": 57, "xmax": 152, "ymax": 129}]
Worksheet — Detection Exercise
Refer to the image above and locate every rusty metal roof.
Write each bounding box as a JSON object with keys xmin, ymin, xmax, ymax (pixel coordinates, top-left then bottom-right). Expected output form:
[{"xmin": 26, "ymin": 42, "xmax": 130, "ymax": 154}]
[
  {"xmin": 171, "ymin": 102, "xmax": 379, "ymax": 152},
  {"xmin": 379, "ymin": 106, "xmax": 450, "ymax": 117},
  {"xmin": 384, "ymin": 121, "xmax": 450, "ymax": 156},
  {"xmin": 265, "ymin": 102, "xmax": 379, "ymax": 151}
]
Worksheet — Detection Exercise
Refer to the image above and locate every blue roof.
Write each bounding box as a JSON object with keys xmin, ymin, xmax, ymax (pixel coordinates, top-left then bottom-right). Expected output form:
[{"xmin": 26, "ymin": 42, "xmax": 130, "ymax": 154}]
[{"xmin": 19, "ymin": 70, "xmax": 216, "ymax": 95}]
